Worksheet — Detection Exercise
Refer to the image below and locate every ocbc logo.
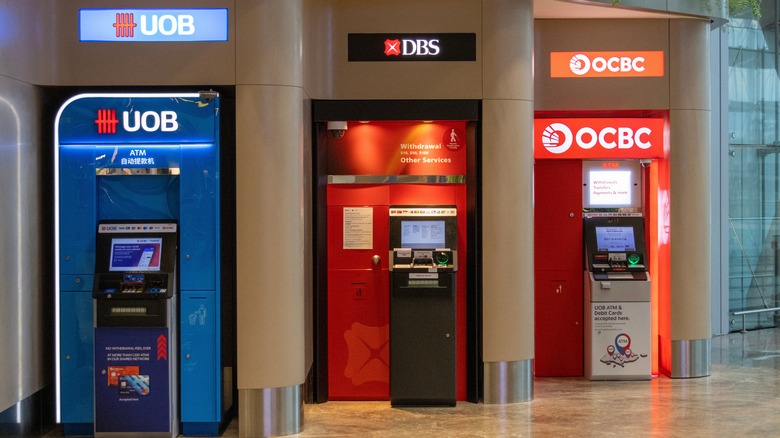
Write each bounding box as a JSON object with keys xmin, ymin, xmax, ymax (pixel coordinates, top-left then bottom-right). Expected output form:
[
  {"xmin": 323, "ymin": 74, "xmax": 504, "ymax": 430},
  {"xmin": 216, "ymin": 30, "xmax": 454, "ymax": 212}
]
[
  {"xmin": 541, "ymin": 123, "xmax": 653, "ymax": 154},
  {"xmin": 569, "ymin": 53, "xmax": 646, "ymax": 76}
]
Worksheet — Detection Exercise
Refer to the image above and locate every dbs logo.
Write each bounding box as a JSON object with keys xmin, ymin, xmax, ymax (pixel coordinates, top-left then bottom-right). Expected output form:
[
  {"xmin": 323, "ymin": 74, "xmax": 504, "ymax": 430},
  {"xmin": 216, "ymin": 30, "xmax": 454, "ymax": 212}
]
[{"xmin": 384, "ymin": 39, "xmax": 401, "ymax": 56}]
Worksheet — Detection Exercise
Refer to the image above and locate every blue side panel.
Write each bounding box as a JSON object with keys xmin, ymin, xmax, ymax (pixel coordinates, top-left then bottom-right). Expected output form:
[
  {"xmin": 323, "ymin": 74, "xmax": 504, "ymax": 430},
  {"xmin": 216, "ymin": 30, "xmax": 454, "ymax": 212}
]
[
  {"xmin": 60, "ymin": 291, "xmax": 94, "ymax": 424},
  {"xmin": 180, "ymin": 292, "xmax": 219, "ymax": 423},
  {"xmin": 59, "ymin": 145, "xmax": 97, "ymax": 275},
  {"xmin": 182, "ymin": 422, "xmax": 220, "ymax": 436},
  {"xmin": 179, "ymin": 144, "xmax": 218, "ymax": 291},
  {"xmin": 97, "ymin": 175, "xmax": 180, "ymax": 220}
]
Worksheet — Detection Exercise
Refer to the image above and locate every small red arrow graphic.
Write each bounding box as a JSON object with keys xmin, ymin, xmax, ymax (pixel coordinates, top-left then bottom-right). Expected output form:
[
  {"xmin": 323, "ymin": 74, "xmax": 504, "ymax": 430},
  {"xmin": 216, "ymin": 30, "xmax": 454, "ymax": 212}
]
[{"xmin": 157, "ymin": 334, "xmax": 168, "ymax": 360}]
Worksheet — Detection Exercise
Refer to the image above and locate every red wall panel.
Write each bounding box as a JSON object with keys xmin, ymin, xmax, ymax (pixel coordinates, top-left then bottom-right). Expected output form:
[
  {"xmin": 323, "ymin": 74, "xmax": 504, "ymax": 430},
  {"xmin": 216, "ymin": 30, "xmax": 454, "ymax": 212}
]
[{"xmin": 327, "ymin": 184, "xmax": 467, "ymax": 400}]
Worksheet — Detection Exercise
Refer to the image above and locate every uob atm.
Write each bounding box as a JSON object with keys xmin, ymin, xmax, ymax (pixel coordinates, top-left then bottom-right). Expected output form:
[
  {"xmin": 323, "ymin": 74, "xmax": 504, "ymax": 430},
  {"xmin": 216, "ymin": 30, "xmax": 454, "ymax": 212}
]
[{"xmin": 55, "ymin": 93, "xmax": 230, "ymax": 435}]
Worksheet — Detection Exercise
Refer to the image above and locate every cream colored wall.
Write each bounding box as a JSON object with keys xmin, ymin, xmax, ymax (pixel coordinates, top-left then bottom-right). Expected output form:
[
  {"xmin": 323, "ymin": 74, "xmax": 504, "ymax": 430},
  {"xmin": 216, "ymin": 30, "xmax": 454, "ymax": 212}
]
[
  {"xmin": 303, "ymin": 0, "xmax": 483, "ymax": 100},
  {"xmin": 534, "ymin": 19, "xmax": 670, "ymax": 111},
  {"xmin": 1, "ymin": 0, "xmax": 236, "ymax": 86}
]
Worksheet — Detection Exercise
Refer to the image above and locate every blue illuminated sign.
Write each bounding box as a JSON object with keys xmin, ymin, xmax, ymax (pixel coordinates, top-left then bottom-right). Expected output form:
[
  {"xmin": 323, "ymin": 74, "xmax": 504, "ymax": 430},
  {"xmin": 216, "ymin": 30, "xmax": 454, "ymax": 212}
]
[
  {"xmin": 79, "ymin": 9, "xmax": 228, "ymax": 42},
  {"xmin": 57, "ymin": 94, "xmax": 218, "ymax": 144}
]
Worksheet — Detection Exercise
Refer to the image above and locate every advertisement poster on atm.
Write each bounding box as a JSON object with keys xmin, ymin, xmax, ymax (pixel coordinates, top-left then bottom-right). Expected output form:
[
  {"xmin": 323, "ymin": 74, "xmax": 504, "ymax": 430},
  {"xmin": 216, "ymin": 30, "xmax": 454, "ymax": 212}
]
[
  {"xmin": 326, "ymin": 121, "xmax": 466, "ymax": 176},
  {"xmin": 534, "ymin": 118, "xmax": 665, "ymax": 160},
  {"xmin": 94, "ymin": 327, "xmax": 171, "ymax": 433}
]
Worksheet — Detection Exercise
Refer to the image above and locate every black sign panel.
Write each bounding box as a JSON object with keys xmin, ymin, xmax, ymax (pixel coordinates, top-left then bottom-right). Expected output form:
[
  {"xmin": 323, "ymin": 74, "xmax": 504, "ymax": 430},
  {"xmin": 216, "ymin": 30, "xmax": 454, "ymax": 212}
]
[{"xmin": 348, "ymin": 33, "xmax": 476, "ymax": 62}]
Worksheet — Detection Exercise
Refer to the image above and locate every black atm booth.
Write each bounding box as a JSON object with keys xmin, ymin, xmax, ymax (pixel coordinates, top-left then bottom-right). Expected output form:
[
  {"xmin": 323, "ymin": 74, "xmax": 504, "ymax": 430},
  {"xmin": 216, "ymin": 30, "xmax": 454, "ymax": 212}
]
[
  {"xmin": 389, "ymin": 206, "xmax": 457, "ymax": 406},
  {"xmin": 583, "ymin": 216, "xmax": 651, "ymax": 380},
  {"xmin": 92, "ymin": 220, "xmax": 179, "ymax": 437}
]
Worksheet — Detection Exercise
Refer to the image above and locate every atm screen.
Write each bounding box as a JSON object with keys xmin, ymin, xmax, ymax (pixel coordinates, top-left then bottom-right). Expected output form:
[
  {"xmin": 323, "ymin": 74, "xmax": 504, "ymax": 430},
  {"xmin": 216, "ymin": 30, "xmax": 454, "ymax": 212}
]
[
  {"xmin": 108, "ymin": 238, "xmax": 163, "ymax": 272},
  {"xmin": 401, "ymin": 220, "xmax": 446, "ymax": 249},
  {"xmin": 595, "ymin": 226, "xmax": 636, "ymax": 251}
]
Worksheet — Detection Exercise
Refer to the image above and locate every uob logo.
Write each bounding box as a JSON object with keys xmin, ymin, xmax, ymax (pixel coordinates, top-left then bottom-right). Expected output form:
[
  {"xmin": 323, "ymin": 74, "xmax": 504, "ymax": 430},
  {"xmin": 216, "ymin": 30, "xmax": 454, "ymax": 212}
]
[
  {"xmin": 384, "ymin": 38, "xmax": 440, "ymax": 56},
  {"xmin": 95, "ymin": 109, "xmax": 179, "ymax": 133}
]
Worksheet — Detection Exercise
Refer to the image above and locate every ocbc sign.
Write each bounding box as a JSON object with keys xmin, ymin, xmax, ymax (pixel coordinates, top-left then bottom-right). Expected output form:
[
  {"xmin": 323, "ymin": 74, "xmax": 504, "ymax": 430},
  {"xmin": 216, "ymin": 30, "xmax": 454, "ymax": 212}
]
[
  {"xmin": 551, "ymin": 51, "xmax": 665, "ymax": 78},
  {"xmin": 534, "ymin": 118, "xmax": 665, "ymax": 159},
  {"xmin": 570, "ymin": 54, "xmax": 646, "ymax": 76}
]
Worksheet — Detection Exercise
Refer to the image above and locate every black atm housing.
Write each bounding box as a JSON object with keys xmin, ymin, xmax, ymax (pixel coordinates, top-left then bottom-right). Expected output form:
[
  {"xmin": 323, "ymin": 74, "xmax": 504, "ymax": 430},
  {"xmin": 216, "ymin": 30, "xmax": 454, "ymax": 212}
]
[
  {"xmin": 93, "ymin": 220, "xmax": 178, "ymax": 327},
  {"xmin": 583, "ymin": 216, "xmax": 648, "ymax": 281},
  {"xmin": 389, "ymin": 206, "xmax": 457, "ymax": 407}
]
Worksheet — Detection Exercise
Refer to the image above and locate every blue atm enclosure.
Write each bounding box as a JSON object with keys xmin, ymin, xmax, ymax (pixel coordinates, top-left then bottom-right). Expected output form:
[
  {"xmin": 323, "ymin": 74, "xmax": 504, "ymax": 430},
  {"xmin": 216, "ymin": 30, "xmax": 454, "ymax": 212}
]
[{"xmin": 55, "ymin": 93, "xmax": 228, "ymax": 436}]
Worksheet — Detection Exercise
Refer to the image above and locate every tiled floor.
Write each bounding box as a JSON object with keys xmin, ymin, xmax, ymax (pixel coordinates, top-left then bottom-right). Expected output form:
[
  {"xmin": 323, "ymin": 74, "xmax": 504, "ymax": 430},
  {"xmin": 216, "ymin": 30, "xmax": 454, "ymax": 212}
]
[
  {"xmin": 232, "ymin": 327, "xmax": 780, "ymax": 437},
  {"xmin": 51, "ymin": 327, "xmax": 780, "ymax": 437}
]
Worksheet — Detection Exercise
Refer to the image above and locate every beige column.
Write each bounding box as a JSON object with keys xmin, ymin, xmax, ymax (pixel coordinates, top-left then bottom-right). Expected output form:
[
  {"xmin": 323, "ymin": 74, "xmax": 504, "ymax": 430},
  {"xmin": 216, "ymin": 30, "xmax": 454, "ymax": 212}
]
[
  {"xmin": 481, "ymin": 0, "xmax": 535, "ymax": 403},
  {"xmin": 235, "ymin": 0, "xmax": 306, "ymax": 436},
  {"xmin": 668, "ymin": 19, "xmax": 712, "ymax": 378}
]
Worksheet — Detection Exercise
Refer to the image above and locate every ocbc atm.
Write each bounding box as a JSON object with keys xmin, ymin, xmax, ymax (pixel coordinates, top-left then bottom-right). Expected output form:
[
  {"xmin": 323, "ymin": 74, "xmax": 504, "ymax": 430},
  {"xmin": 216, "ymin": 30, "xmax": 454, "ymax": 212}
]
[
  {"xmin": 583, "ymin": 216, "xmax": 651, "ymax": 380},
  {"xmin": 389, "ymin": 206, "xmax": 457, "ymax": 406}
]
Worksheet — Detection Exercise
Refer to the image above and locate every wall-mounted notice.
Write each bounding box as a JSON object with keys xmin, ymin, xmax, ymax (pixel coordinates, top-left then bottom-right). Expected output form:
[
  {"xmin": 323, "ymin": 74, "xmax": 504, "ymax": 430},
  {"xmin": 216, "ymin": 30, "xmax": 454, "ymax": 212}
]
[
  {"xmin": 343, "ymin": 207, "xmax": 373, "ymax": 249},
  {"xmin": 588, "ymin": 170, "xmax": 632, "ymax": 206}
]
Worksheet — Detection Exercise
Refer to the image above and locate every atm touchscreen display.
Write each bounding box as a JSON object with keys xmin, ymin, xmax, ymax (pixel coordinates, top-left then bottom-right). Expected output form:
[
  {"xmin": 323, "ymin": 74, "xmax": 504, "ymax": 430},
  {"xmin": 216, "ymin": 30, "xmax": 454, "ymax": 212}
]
[
  {"xmin": 595, "ymin": 226, "xmax": 636, "ymax": 252},
  {"xmin": 108, "ymin": 237, "xmax": 163, "ymax": 272},
  {"xmin": 401, "ymin": 220, "xmax": 446, "ymax": 249}
]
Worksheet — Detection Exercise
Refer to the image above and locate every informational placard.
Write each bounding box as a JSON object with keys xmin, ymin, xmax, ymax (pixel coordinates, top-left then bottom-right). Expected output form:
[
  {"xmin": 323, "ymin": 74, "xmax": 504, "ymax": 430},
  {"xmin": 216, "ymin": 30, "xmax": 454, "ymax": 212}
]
[
  {"xmin": 588, "ymin": 301, "xmax": 651, "ymax": 378},
  {"xmin": 94, "ymin": 327, "xmax": 171, "ymax": 433},
  {"xmin": 343, "ymin": 207, "xmax": 373, "ymax": 249},
  {"xmin": 588, "ymin": 170, "xmax": 632, "ymax": 206}
]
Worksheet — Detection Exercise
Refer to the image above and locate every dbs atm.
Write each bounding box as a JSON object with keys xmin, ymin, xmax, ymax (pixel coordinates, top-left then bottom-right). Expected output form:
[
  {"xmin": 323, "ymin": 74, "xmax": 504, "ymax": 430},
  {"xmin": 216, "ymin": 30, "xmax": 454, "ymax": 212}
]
[
  {"xmin": 55, "ymin": 93, "xmax": 229, "ymax": 436},
  {"xmin": 389, "ymin": 206, "xmax": 457, "ymax": 406}
]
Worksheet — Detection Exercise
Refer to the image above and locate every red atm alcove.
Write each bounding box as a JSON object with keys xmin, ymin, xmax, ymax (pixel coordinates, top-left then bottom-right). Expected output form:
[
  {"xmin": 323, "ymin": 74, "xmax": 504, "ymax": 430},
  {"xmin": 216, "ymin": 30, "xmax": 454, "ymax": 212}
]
[
  {"xmin": 324, "ymin": 120, "xmax": 469, "ymax": 401},
  {"xmin": 533, "ymin": 113, "xmax": 670, "ymax": 377}
]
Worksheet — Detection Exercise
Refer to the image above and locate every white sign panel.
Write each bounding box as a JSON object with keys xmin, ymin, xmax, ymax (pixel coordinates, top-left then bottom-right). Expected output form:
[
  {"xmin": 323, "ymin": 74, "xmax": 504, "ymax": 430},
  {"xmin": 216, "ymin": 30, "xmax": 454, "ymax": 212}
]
[{"xmin": 343, "ymin": 207, "xmax": 373, "ymax": 250}]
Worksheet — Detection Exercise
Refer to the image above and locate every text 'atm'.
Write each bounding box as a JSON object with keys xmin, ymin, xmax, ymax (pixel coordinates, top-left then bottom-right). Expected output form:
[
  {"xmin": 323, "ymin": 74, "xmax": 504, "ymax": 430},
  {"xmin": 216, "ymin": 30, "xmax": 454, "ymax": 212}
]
[{"xmin": 389, "ymin": 206, "xmax": 457, "ymax": 406}]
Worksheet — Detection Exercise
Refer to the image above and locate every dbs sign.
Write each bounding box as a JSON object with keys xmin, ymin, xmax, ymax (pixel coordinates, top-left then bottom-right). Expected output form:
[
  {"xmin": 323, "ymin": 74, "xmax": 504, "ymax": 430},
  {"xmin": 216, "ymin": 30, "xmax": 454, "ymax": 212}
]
[
  {"xmin": 534, "ymin": 118, "xmax": 665, "ymax": 159},
  {"xmin": 551, "ymin": 51, "xmax": 664, "ymax": 78}
]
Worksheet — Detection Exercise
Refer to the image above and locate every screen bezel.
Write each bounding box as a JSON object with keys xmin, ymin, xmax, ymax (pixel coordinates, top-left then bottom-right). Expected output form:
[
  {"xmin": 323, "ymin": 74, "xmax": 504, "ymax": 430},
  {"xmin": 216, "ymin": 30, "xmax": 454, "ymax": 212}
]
[
  {"xmin": 582, "ymin": 160, "xmax": 642, "ymax": 209},
  {"xmin": 594, "ymin": 226, "xmax": 637, "ymax": 252},
  {"xmin": 583, "ymin": 216, "xmax": 646, "ymax": 256},
  {"xmin": 94, "ymin": 220, "xmax": 178, "ymax": 274},
  {"xmin": 400, "ymin": 219, "xmax": 447, "ymax": 249}
]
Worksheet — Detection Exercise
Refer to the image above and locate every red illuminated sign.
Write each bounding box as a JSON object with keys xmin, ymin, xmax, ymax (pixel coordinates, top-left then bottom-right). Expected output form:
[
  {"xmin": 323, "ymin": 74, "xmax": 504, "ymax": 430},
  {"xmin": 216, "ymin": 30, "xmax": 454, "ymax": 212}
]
[
  {"xmin": 113, "ymin": 13, "xmax": 137, "ymax": 38},
  {"xmin": 95, "ymin": 109, "xmax": 119, "ymax": 134},
  {"xmin": 326, "ymin": 121, "xmax": 466, "ymax": 175},
  {"xmin": 551, "ymin": 51, "xmax": 664, "ymax": 78},
  {"xmin": 534, "ymin": 118, "xmax": 665, "ymax": 159}
]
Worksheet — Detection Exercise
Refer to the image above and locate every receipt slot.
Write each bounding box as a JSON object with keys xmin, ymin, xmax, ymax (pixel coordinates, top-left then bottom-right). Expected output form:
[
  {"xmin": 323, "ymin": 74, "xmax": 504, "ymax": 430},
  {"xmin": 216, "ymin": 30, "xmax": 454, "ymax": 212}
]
[
  {"xmin": 583, "ymin": 216, "xmax": 651, "ymax": 380},
  {"xmin": 389, "ymin": 206, "xmax": 457, "ymax": 406},
  {"xmin": 92, "ymin": 221, "xmax": 179, "ymax": 437}
]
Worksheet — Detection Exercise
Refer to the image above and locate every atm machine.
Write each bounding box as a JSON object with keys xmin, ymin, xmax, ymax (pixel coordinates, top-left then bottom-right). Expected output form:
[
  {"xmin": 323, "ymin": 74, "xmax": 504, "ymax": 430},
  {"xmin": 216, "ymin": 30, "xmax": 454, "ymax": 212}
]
[
  {"xmin": 583, "ymin": 216, "xmax": 651, "ymax": 380},
  {"xmin": 93, "ymin": 221, "xmax": 179, "ymax": 436},
  {"xmin": 388, "ymin": 206, "xmax": 457, "ymax": 406}
]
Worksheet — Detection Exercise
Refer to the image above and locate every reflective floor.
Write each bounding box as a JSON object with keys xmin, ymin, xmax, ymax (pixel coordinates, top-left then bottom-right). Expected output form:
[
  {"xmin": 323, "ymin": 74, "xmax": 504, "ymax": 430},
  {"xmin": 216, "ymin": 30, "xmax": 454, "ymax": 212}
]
[
  {"xmin": 225, "ymin": 328, "xmax": 780, "ymax": 437},
  {"xmin": 48, "ymin": 327, "xmax": 780, "ymax": 437}
]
